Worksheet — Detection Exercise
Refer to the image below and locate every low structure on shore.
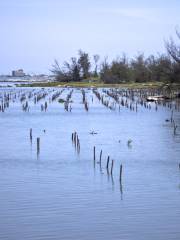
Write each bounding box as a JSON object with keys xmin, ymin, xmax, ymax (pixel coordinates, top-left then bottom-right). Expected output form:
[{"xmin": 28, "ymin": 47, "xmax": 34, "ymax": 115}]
[{"xmin": 12, "ymin": 69, "xmax": 25, "ymax": 77}]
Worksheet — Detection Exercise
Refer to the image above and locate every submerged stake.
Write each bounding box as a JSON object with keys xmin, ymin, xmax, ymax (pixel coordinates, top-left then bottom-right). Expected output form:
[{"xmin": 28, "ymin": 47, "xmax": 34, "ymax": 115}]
[
  {"xmin": 30, "ymin": 128, "xmax": 32, "ymax": 140},
  {"xmin": 111, "ymin": 160, "xmax": 114, "ymax": 175},
  {"xmin": 119, "ymin": 164, "xmax": 123, "ymax": 183},
  {"xmin": 99, "ymin": 150, "xmax": 102, "ymax": 165},
  {"xmin": 93, "ymin": 146, "xmax": 96, "ymax": 161},
  {"xmin": 106, "ymin": 156, "xmax": 110, "ymax": 170},
  {"xmin": 37, "ymin": 137, "xmax": 40, "ymax": 154}
]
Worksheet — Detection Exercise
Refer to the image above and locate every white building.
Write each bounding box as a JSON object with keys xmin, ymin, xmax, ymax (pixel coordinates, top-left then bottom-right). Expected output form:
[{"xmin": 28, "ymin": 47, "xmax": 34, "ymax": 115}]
[{"xmin": 12, "ymin": 69, "xmax": 25, "ymax": 77}]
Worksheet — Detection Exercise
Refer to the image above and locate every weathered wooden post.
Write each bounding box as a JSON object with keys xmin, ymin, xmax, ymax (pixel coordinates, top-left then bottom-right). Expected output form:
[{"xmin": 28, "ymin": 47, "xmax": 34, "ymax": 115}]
[
  {"xmin": 119, "ymin": 164, "xmax": 123, "ymax": 183},
  {"xmin": 106, "ymin": 156, "xmax": 110, "ymax": 170},
  {"xmin": 173, "ymin": 121, "xmax": 178, "ymax": 135},
  {"xmin": 111, "ymin": 160, "xmax": 114, "ymax": 175},
  {"xmin": 77, "ymin": 137, "xmax": 80, "ymax": 154},
  {"xmin": 37, "ymin": 137, "xmax": 40, "ymax": 155},
  {"xmin": 99, "ymin": 150, "xmax": 102, "ymax": 166},
  {"xmin": 74, "ymin": 132, "xmax": 77, "ymax": 146},
  {"xmin": 30, "ymin": 128, "xmax": 32, "ymax": 141},
  {"xmin": 171, "ymin": 110, "xmax": 173, "ymax": 122},
  {"xmin": 93, "ymin": 146, "xmax": 96, "ymax": 161},
  {"xmin": 45, "ymin": 101, "xmax": 48, "ymax": 111}
]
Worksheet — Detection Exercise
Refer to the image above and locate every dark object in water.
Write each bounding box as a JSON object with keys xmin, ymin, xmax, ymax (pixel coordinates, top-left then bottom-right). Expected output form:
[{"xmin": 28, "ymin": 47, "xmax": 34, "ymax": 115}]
[
  {"xmin": 90, "ymin": 131, "xmax": 98, "ymax": 135},
  {"xmin": 58, "ymin": 98, "xmax": 66, "ymax": 103},
  {"xmin": 146, "ymin": 95, "xmax": 170, "ymax": 102},
  {"xmin": 165, "ymin": 119, "xmax": 170, "ymax": 122}
]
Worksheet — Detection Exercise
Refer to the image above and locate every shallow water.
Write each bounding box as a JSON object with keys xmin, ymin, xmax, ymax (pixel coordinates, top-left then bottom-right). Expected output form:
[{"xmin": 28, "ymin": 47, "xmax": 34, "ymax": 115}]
[{"xmin": 0, "ymin": 87, "xmax": 180, "ymax": 240}]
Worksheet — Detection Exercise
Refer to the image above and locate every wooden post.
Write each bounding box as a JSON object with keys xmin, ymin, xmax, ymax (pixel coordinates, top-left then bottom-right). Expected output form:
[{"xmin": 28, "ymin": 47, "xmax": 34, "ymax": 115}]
[
  {"xmin": 106, "ymin": 156, "xmax": 110, "ymax": 170},
  {"xmin": 173, "ymin": 121, "xmax": 178, "ymax": 135},
  {"xmin": 93, "ymin": 146, "xmax": 96, "ymax": 161},
  {"xmin": 77, "ymin": 138, "xmax": 80, "ymax": 154},
  {"xmin": 30, "ymin": 128, "xmax": 32, "ymax": 141},
  {"xmin": 111, "ymin": 160, "xmax": 114, "ymax": 175},
  {"xmin": 74, "ymin": 132, "xmax": 76, "ymax": 144},
  {"xmin": 37, "ymin": 137, "xmax": 40, "ymax": 155},
  {"xmin": 171, "ymin": 110, "xmax": 173, "ymax": 122},
  {"xmin": 99, "ymin": 150, "xmax": 102, "ymax": 165},
  {"xmin": 119, "ymin": 164, "xmax": 123, "ymax": 183}
]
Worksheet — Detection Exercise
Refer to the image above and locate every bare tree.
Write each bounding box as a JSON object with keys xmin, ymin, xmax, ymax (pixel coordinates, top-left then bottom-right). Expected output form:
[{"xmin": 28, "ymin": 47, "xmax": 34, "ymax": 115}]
[
  {"xmin": 51, "ymin": 59, "xmax": 69, "ymax": 82},
  {"xmin": 51, "ymin": 59, "xmax": 61, "ymax": 75},
  {"xmin": 93, "ymin": 54, "xmax": 100, "ymax": 77},
  {"xmin": 51, "ymin": 57, "xmax": 80, "ymax": 82},
  {"xmin": 165, "ymin": 29, "xmax": 180, "ymax": 64}
]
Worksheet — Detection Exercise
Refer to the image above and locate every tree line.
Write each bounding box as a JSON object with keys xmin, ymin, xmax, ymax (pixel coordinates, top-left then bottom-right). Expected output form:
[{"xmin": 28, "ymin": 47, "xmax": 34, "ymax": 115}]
[{"xmin": 51, "ymin": 30, "xmax": 180, "ymax": 84}]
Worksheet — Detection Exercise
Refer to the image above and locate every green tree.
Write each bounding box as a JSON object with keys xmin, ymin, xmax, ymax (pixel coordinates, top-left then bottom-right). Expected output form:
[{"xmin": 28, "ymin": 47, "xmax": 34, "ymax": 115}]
[
  {"xmin": 130, "ymin": 53, "xmax": 148, "ymax": 82},
  {"xmin": 64, "ymin": 57, "xmax": 81, "ymax": 82},
  {"xmin": 78, "ymin": 50, "xmax": 91, "ymax": 79},
  {"xmin": 110, "ymin": 54, "xmax": 130, "ymax": 83}
]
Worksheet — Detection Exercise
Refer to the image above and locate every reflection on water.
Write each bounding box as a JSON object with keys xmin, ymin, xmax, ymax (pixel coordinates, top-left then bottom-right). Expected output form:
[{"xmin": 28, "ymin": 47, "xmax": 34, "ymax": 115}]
[{"xmin": 0, "ymin": 87, "xmax": 180, "ymax": 240}]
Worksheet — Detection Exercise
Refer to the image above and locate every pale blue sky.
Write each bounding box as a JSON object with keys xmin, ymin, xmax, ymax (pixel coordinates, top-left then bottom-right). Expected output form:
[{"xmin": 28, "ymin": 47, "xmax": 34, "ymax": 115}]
[{"xmin": 0, "ymin": 0, "xmax": 180, "ymax": 74}]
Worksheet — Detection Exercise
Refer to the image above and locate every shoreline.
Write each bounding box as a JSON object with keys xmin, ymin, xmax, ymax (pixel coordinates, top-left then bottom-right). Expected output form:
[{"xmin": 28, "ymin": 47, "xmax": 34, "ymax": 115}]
[{"xmin": 15, "ymin": 81, "xmax": 180, "ymax": 90}]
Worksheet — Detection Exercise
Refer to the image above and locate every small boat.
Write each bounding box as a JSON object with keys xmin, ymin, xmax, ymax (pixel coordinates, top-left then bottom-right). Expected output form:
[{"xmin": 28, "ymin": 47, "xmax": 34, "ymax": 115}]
[{"xmin": 146, "ymin": 95, "xmax": 170, "ymax": 102}]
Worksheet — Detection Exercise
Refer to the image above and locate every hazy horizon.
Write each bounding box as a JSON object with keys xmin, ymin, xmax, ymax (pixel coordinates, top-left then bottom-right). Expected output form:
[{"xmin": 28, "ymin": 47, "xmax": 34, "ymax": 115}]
[{"xmin": 0, "ymin": 0, "xmax": 180, "ymax": 75}]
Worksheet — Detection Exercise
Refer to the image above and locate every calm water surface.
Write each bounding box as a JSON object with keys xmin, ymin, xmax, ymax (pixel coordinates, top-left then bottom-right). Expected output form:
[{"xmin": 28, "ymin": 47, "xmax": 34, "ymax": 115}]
[{"xmin": 0, "ymin": 87, "xmax": 180, "ymax": 240}]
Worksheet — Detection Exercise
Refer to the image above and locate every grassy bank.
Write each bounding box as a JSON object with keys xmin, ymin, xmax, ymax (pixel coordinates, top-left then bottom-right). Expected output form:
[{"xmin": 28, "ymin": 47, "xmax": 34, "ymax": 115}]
[{"xmin": 16, "ymin": 81, "xmax": 177, "ymax": 89}]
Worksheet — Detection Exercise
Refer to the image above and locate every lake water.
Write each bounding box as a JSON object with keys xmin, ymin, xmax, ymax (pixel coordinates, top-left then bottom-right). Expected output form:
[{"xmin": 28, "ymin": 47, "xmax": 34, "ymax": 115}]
[
  {"xmin": 0, "ymin": 81, "xmax": 31, "ymax": 88},
  {"xmin": 0, "ymin": 87, "xmax": 180, "ymax": 240}
]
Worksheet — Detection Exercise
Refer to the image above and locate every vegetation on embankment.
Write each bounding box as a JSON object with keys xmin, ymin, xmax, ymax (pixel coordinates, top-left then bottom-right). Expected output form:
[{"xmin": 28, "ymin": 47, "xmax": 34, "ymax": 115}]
[
  {"xmin": 50, "ymin": 30, "xmax": 180, "ymax": 85},
  {"xmin": 16, "ymin": 81, "xmax": 180, "ymax": 90},
  {"xmin": 16, "ymin": 29, "xmax": 180, "ymax": 88}
]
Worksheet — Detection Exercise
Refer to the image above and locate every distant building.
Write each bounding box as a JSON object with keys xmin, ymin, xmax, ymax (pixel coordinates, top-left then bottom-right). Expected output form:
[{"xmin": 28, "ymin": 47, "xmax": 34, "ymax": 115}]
[{"xmin": 12, "ymin": 69, "xmax": 25, "ymax": 77}]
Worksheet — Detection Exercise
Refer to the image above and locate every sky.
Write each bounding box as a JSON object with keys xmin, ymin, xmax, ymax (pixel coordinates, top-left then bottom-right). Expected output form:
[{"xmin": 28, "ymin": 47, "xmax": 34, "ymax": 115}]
[{"xmin": 0, "ymin": 0, "xmax": 180, "ymax": 74}]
